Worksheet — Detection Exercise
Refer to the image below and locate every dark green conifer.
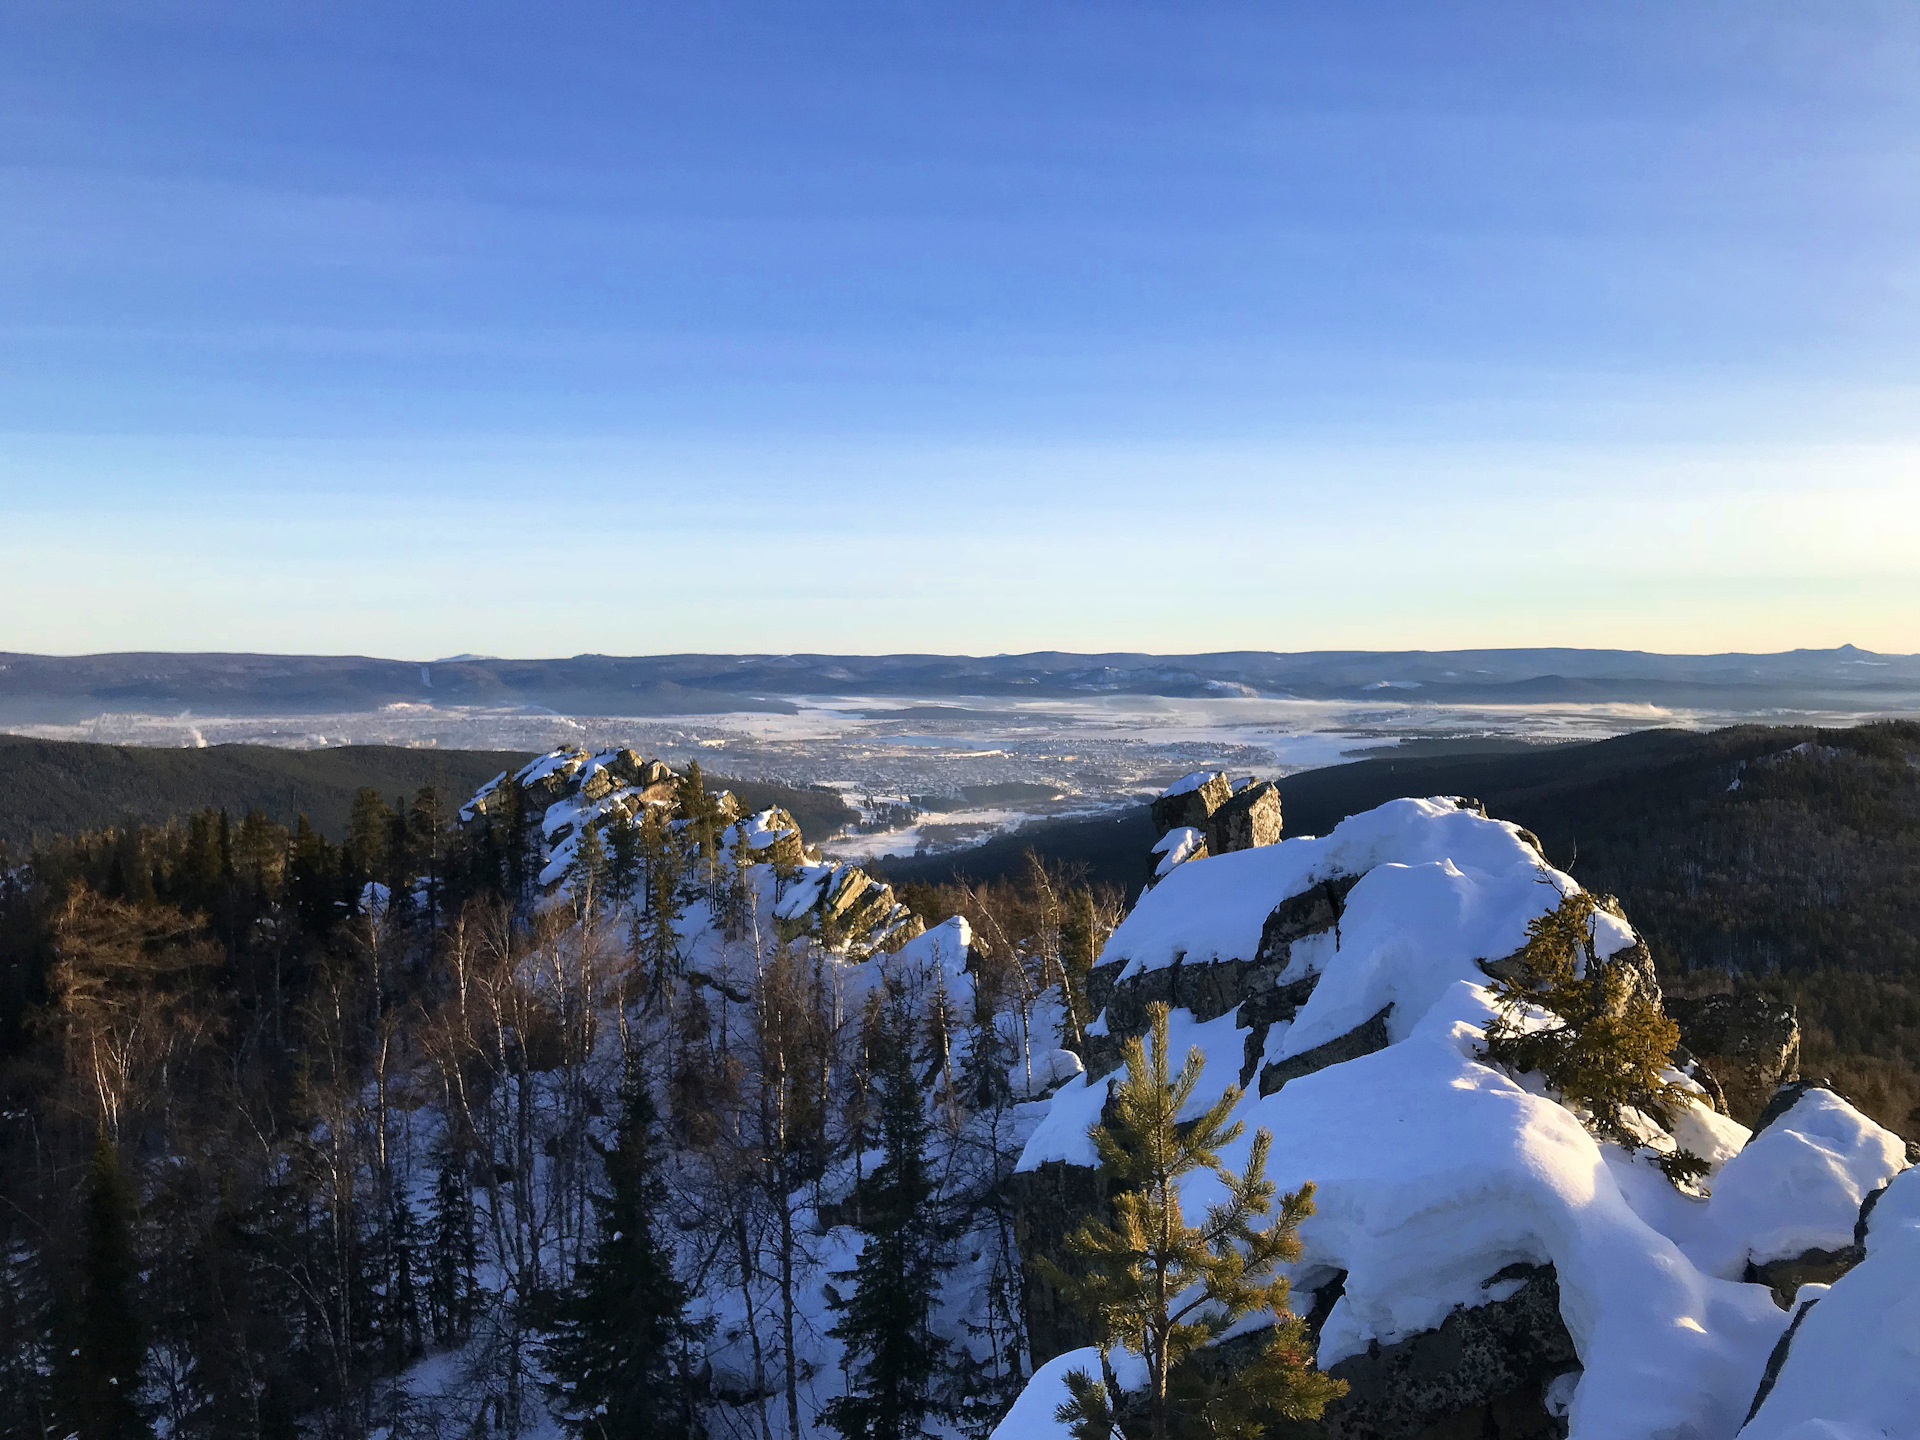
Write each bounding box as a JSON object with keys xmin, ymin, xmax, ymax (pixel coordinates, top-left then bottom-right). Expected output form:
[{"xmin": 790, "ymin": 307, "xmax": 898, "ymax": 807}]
[
  {"xmin": 544, "ymin": 1075, "xmax": 705, "ymax": 1440},
  {"xmin": 1481, "ymin": 889, "xmax": 1709, "ymax": 1184},
  {"xmin": 428, "ymin": 1142, "xmax": 478, "ymax": 1346},
  {"xmin": 51, "ymin": 1132, "xmax": 152, "ymax": 1440},
  {"xmin": 1045, "ymin": 1004, "xmax": 1344, "ymax": 1440},
  {"xmin": 821, "ymin": 992, "xmax": 950, "ymax": 1440}
]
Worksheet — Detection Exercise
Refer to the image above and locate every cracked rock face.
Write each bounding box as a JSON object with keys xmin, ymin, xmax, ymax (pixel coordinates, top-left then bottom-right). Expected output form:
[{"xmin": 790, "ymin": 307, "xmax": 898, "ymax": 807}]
[
  {"xmin": 1316, "ymin": 1264, "xmax": 1578, "ymax": 1440},
  {"xmin": 1151, "ymin": 772, "xmax": 1233, "ymax": 836},
  {"xmin": 1260, "ymin": 1007, "xmax": 1393, "ymax": 1097},
  {"xmin": 1206, "ymin": 780, "xmax": 1284, "ymax": 855},
  {"xmin": 1667, "ymin": 994, "xmax": 1801, "ymax": 1124}
]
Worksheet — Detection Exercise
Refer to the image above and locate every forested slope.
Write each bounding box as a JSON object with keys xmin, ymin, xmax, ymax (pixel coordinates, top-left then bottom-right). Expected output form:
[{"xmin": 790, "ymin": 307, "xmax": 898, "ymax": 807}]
[{"xmin": 0, "ymin": 736, "xmax": 856, "ymax": 848}]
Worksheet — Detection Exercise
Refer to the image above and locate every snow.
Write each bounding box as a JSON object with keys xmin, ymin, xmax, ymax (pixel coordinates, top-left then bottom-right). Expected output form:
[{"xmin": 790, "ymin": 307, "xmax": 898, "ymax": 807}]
[
  {"xmin": 774, "ymin": 865, "xmax": 834, "ymax": 920},
  {"xmin": 992, "ymin": 1347, "xmax": 1148, "ymax": 1440},
  {"xmin": 457, "ymin": 769, "xmax": 508, "ymax": 821},
  {"xmin": 1680, "ymin": 1089, "xmax": 1907, "ymax": 1275},
  {"xmin": 1013, "ymin": 1048, "xmax": 1086, "ymax": 1099},
  {"xmin": 1864, "ymin": 1161, "xmax": 1920, "ymax": 1243},
  {"xmin": 722, "ymin": 808, "xmax": 799, "ymax": 850},
  {"xmin": 515, "ymin": 746, "xmax": 585, "ymax": 786},
  {"xmin": 1109, "ymin": 798, "xmax": 1567, "ymax": 982},
  {"xmin": 1018, "ymin": 1069, "xmax": 1107, "ymax": 1169},
  {"xmin": 1158, "ymin": 770, "xmax": 1220, "ymax": 799},
  {"xmin": 1150, "ymin": 825, "xmax": 1205, "ymax": 878},
  {"xmin": 1740, "ymin": 1166, "xmax": 1920, "ymax": 1440},
  {"xmin": 1005, "ymin": 799, "xmax": 1920, "ymax": 1439},
  {"xmin": 889, "ymin": 916, "xmax": 973, "ymax": 980}
]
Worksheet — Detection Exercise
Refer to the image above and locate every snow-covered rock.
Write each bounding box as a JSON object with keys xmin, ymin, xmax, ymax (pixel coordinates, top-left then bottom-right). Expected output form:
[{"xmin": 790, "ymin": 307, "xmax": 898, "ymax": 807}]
[
  {"xmin": 1150, "ymin": 770, "xmax": 1230, "ymax": 836},
  {"xmin": 1149, "ymin": 824, "xmax": 1206, "ymax": 881},
  {"xmin": 1739, "ymin": 1166, "xmax": 1920, "ymax": 1439},
  {"xmin": 999, "ymin": 796, "xmax": 1913, "ymax": 1440},
  {"xmin": 459, "ymin": 747, "xmax": 922, "ymax": 956}
]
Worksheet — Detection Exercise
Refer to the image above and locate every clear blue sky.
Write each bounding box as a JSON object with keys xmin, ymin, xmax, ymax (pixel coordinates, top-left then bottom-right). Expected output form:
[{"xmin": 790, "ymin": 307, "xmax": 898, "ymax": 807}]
[{"xmin": 3, "ymin": 1, "xmax": 1917, "ymax": 657}]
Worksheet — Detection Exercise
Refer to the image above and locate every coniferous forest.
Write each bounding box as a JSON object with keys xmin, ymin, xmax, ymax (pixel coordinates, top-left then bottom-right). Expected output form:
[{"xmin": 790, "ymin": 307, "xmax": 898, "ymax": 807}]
[{"xmin": 0, "ymin": 765, "xmax": 1128, "ymax": 1439}]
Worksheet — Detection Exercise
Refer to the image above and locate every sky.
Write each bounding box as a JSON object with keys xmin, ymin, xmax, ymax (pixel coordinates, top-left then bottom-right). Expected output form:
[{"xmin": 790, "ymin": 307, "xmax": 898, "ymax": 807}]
[{"xmin": 2, "ymin": 1, "xmax": 1917, "ymax": 659}]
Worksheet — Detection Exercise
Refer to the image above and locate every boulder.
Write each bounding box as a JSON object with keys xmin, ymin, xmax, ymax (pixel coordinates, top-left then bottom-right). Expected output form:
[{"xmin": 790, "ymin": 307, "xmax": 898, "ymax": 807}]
[
  {"xmin": 1316, "ymin": 1264, "xmax": 1579, "ymax": 1440},
  {"xmin": 1742, "ymin": 1294, "xmax": 1821, "ymax": 1426},
  {"xmin": 1744, "ymin": 1246, "xmax": 1860, "ymax": 1310},
  {"xmin": 1667, "ymin": 994, "xmax": 1801, "ymax": 1124},
  {"xmin": 1205, "ymin": 780, "xmax": 1282, "ymax": 855},
  {"xmin": 1254, "ymin": 874, "xmax": 1362, "ymax": 967},
  {"xmin": 602, "ymin": 748, "xmax": 650, "ymax": 785},
  {"xmin": 1150, "ymin": 771, "xmax": 1232, "ymax": 837}
]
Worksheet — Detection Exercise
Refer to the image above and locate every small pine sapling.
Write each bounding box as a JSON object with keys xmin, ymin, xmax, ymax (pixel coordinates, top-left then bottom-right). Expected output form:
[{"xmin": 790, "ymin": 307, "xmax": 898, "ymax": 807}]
[
  {"xmin": 1481, "ymin": 889, "xmax": 1710, "ymax": 1186},
  {"xmin": 1042, "ymin": 1003, "xmax": 1345, "ymax": 1440}
]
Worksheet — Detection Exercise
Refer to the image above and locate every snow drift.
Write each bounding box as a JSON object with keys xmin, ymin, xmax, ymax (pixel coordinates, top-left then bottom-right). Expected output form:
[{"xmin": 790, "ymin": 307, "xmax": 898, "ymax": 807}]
[{"xmin": 997, "ymin": 798, "xmax": 1911, "ymax": 1440}]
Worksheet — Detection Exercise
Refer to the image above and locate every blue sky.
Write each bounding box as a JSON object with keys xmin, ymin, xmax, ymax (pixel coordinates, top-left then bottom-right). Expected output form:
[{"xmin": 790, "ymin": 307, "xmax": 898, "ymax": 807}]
[{"xmin": 3, "ymin": 1, "xmax": 1917, "ymax": 657}]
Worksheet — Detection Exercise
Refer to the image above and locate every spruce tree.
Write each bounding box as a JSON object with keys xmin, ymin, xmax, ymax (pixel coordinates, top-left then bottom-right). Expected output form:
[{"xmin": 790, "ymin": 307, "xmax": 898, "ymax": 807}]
[
  {"xmin": 821, "ymin": 993, "xmax": 950, "ymax": 1440},
  {"xmin": 428, "ymin": 1143, "xmax": 478, "ymax": 1346},
  {"xmin": 637, "ymin": 810, "xmax": 685, "ymax": 995},
  {"xmin": 544, "ymin": 1074, "xmax": 705, "ymax": 1440},
  {"xmin": 51, "ymin": 1131, "xmax": 152, "ymax": 1440},
  {"xmin": 567, "ymin": 821, "xmax": 610, "ymax": 912},
  {"xmin": 1044, "ymin": 1004, "xmax": 1344, "ymax": 1440},
  {"xmin": 0, "ymin": 1223, "xmax": 51, "ymax": 1440},
  {"xmin": 605, "ymin": 814, "xmax": 642, "ymax": 918}
]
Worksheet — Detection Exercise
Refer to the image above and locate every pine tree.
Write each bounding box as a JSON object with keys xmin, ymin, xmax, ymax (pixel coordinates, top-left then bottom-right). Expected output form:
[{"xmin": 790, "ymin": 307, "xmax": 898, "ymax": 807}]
[
  {"xmin": 0, "ymin": 1226, "xmax": 51, "ymax": 1440},
  {"xmin": 1044, "ymin": 1004, "xmax": 1344, "ymax": 1440},
  {"xmin": 821, "ymin": 992, "xmax": 950, "ymax": 1440},
  {"xmin": 1481, "ymin": 889, "xmax": 1708, "ymax": 1183},
  {"xmin": 347, "ymin": 787, "xmax": 396, "ymax": 891},
  {"xmin": 51, "ymin": 1131, "xmax": 152, "ymax": 1440},
  {"xmin": 638, "ymin": 810, "xmax": 685, "ymax": 995},
  {"xmin": 567, "ymin": 821, "xmax": 610, "ymax": 912},
  {"xmin": 409, "ymin": 785, "xmax": 445, "ymax": 927},
  {"xmin": 676, "ymin": 761, "xmax": 719, "ymax": 863},
  {"xmin": 946, "ymin": 984, "xmax": 1028, "ymax": 1439},
  {"xmin": 718, "ymin": 830, "xmax": 755, "ymax": 940},
  {"xmin": 378, "ymin": 1196, "xmax": 425, "ymax": 1372},
  {"xmin": 605, "ymin": 815, "xmax": 642, "ymax": 918},
  {"xmin": 428, "ymin": 1143, "xmax": 478, "ymax": 1346},
  {"xmin": 544, "ymin": 1074, "xmax": 705, "ymax": 1440}
]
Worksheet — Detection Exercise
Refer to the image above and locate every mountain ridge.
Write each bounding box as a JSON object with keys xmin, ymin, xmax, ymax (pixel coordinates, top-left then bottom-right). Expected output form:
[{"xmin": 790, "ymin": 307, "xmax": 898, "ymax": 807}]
[{"xmin": 5, "ymin": 646, "xmax": 1918, "ymax": 723}]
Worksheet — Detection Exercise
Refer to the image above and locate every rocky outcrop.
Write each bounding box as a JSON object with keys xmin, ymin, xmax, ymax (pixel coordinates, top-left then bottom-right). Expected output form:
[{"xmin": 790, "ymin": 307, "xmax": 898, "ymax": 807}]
[
  {"xmin": 460, "ymin": 748, "xmax": 919, "ymax": 957},
  {"xmin": 1150, "ymin": 771, "xmax": 1232, "ymax": 836},
  {"xmin": 1255, "ymin": 874, "xmax": 1362, "ymax": 967},
  {"xmin": 1205, "ymin": 779, "xmax": 1282, "ymax": 855},
  {"xmin": 1475, "ymin": 893, "xmax": 1663, "ymax": 1019},
  {"xmin": 1316, "ymin": 1264, "xmax": 1579, "ymax": 1440},
  {"xmin": 1088, "ymin": 874, "xmax": 1355, "ymax": 1081},
  {"xmin": 1667, "ymin": 994, "xmax": 1801, "ymax": 1124},
  {"xmin": 1259, "ymin": 1007, "xmax": 1392, "ymax": 1096},
  {"xmin": 1006, "ymin": 1159, "xmax": 1110, "ymax": 1361},
  {"xmin": 1743, "ymin": 1246, "xmax": 1860, "ymax": 1310}
]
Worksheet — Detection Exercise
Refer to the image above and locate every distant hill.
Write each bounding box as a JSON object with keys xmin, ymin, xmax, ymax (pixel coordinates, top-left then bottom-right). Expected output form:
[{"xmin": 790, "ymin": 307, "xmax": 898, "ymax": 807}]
[
  {"xmin": 4, "ymin": 645, "xmax": 1918, "ymax": 722},
  {"xmin": 0, "ymin": 737, "xmax": 857, "ymax": 849}
]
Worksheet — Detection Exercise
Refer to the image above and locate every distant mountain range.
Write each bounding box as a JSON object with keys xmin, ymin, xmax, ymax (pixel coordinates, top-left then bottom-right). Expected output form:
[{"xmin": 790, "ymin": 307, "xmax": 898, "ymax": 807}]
[{"xmin": 2, "ymin": 645, "xmax": 1917, "ymax": 723}]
